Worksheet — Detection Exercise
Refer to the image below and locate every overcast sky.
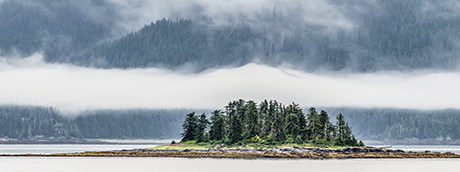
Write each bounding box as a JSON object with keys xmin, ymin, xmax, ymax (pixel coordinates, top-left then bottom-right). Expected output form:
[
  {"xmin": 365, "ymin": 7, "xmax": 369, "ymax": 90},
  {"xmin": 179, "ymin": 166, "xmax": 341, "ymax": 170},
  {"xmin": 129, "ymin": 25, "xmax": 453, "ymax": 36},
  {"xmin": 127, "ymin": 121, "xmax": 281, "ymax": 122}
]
[{"xmin": 1, "ymin": 53, "xmax": 459, "ymax": 112}]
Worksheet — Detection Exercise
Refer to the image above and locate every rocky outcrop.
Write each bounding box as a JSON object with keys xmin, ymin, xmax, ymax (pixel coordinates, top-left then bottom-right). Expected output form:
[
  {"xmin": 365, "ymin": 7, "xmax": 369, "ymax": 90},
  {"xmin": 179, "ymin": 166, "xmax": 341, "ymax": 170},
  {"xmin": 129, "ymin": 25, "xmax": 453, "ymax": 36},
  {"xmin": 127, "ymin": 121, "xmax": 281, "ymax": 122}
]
[
  {"xmin": 122, "ymin": 146, "xmax": 406, "ymax": 154},
  {"xmin": 3, "ymin": 146, "xmax": 459, "ymax": 159}
]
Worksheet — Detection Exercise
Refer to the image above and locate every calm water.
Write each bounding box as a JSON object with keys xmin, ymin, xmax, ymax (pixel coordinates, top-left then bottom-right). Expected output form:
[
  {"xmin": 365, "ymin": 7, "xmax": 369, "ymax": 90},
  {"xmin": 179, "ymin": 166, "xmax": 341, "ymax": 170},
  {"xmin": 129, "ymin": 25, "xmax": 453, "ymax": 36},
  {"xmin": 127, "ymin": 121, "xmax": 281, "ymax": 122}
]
[
  {"xmin": 0, "ymin": 157, "xmax": 459, "ymax": 172},
  {"xmin": 0, "ymin": 144, "xmax": 162, "ymax": 155},
  {"xmin": 0, "ymin": 144, "xmax": 459, "ymax": 172},
  {"xmin": 369, "ymin": 144, "xmax": 460, "ymax": 154}
]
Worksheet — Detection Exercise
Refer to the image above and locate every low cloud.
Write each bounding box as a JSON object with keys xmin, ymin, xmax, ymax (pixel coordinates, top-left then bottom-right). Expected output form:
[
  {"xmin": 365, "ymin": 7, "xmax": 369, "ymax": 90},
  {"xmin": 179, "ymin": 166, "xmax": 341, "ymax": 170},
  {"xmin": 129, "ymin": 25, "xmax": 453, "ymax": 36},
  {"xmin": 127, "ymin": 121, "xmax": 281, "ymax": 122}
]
[
  {"xmin": 1, "ymin": 54, "xmax": 459, "ymax": 112},
  {"xmin": 108, "ymin": 0, "xmax": 355, "ymax": 33}
]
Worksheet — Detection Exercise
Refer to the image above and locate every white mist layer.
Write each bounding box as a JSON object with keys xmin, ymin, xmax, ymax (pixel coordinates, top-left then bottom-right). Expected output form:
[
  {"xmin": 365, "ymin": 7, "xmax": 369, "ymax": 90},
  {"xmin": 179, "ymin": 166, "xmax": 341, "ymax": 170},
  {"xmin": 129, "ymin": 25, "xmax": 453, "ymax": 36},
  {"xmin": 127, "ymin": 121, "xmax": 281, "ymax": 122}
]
[{"xmin": 1, "ymin": 54, "xmax": 460, "ymax": 112}]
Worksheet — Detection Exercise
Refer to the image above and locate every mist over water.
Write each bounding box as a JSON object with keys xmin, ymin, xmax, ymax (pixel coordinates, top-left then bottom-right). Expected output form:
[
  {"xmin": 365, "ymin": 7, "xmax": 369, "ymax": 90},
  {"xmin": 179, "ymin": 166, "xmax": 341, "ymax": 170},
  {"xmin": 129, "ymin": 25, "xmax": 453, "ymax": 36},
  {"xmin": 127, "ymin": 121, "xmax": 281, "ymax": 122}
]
[{"xmin": 1, "ymin": 54, "xmax": 460, "ymax": 112}]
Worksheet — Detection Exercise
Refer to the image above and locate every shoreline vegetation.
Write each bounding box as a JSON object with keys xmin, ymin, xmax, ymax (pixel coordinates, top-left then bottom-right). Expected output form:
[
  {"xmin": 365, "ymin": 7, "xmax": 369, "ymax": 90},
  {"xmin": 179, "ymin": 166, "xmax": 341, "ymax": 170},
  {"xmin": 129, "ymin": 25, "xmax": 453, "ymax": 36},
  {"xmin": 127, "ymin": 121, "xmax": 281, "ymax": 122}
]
[
  {"xmin": 179, "ymin": 99, "xmax": 364, "ymax": 149},
  {"xmin": 2, "ymin": 145, "xmax": 459, "ymax": 159},
  {"xmin": 2, "ymin": 99, "xmax": 459, "ymax": 159}
]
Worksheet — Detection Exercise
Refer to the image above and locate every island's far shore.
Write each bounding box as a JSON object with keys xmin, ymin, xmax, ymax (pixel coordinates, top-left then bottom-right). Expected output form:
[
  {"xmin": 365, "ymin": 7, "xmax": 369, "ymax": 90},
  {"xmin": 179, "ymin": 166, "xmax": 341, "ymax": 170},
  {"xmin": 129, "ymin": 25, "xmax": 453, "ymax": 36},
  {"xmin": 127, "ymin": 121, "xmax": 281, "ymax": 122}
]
[
  {"xmin": 0, "ymin": 139, "xmax": 172, "ymax": 145},
  {"xmin": 2, "ymin": 147, "xmax": 460, "ymax": 159}
]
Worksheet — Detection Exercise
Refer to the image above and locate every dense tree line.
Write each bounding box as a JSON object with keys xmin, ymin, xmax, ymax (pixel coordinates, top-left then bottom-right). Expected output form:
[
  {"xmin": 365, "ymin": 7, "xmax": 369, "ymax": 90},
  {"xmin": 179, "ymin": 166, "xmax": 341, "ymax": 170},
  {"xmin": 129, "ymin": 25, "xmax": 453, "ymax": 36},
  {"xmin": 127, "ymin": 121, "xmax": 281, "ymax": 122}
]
[
  {"xmin": 325, "ymin": 108, "xmax": 460, "ymax": 141},
  {"xmin": 0, "ymin": 105, "xmax": 81, "ymax": 140},
  {"xmin": 1, "ymin": 105, "xmax": 460, "ymax": 142},
  {"xmin": 75, "ymin": 109, "xmax": 187, "ymax": 139},
  {"xmin": 0, "ymin": 106, "xmax": 187, "ymax": 140},
  {"xmin": 0, "ymin": 0, "xmax": 117, "ymax": 62},
  {"xmin": 181, "ymin": 100, "xmax": 363, "ymax": 146},
  {"xmin": 2, "ymin": 0, "xmax": 460, "ymax": 72}
]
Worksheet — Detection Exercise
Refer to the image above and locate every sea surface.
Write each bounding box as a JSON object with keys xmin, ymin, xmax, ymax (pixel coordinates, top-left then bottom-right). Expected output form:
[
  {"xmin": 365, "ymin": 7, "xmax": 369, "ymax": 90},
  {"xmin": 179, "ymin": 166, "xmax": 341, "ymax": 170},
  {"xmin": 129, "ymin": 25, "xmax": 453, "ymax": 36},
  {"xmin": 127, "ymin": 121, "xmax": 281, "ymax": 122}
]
[
  {"xmin": 1, "ymin": 157, "xmax": 459, "ymax": 172},
  {"xmin": 0, "ymin": 144, "xmax": 459, "ymax": 172},
  {"xmin": 0, "ymin": 144, "xmax": 162, "ymax": 155},
  {"xmin": 370, "ymin": 144, "xmax": 460, "ymax": 154}
]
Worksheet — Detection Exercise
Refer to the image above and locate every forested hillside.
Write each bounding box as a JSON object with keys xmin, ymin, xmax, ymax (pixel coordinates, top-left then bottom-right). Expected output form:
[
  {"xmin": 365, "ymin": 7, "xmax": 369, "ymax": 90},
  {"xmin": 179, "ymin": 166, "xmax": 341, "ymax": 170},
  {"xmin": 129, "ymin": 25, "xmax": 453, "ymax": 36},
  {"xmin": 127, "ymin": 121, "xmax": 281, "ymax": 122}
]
[
  {"xmin": 2, "ymin": 0, "xmax": 460, "ymax": 72},
  {"xmin": 0, "ymin": 105, "xmax": 459, "ymax": 141},
  {"xmin": 325, "ymin": 108, "xmax": 460, "ymax": 141},
  {"xmin": 0, "ymin": 106, "xmax": 82, "ymax": 140},
  {"xmin": 0, "ymin": 0, "xmax": 117, "ymax": 62},
  {"xmin": 0, "ymin": 106, "xmax": 187, "ymax": 140},
  {"xmin": 75, "ymin": 109, "xmax": 187, "ymax": 139}
]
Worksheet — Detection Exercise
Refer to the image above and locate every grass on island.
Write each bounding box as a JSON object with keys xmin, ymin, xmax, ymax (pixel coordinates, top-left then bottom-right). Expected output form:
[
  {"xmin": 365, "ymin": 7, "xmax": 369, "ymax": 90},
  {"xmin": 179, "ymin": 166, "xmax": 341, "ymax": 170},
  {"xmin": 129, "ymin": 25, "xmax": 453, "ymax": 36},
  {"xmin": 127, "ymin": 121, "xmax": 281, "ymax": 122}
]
[{"xmin": 148, "ymin": 140, "xmax": 360, "ymax": 150}]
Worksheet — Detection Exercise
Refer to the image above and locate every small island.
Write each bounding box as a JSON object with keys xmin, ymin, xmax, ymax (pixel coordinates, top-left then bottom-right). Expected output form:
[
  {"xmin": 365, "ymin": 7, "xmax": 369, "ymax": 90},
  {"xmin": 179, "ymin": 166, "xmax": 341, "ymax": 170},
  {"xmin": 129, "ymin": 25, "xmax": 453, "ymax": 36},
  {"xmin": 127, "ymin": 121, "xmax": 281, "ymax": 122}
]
[
  {"xmin": 177, "ymin": 99, "xmax": 363, "ymax": 148},
  {"xmin": 3, "ymin": 99, "xmax": 460, "ymax": 159}
]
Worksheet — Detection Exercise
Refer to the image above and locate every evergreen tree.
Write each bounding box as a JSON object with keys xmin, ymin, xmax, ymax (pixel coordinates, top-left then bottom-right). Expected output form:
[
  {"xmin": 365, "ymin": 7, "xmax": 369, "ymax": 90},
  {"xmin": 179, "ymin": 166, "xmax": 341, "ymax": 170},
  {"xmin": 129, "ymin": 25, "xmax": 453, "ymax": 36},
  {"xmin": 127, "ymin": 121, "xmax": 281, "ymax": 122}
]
[
  {"xmin": 209, "ymin": 110, "xmax": 226, "ymax": 141},
  {"xmin": 178, "ymin": 100, "xmax": 364, "ymax": 146},
  {"xmin": 227, "ymin": 103, "xmax": 243, "ymax": 144},
  {"xmin": 286, "ymin": 103, "xmax": 306, "ymax": 140},
  {"xmin": 307, "ymin": 107, "xmax": 322, "ymax": 141},
  {"xmin": 286, "ymin": 113, "xmax": 299, "ymax": 137},
  {"xmin": 196, "ymin": 113, "xmax": 209, "ymax": 142},
  {"xmin": 180, "ymin": 112, "xmax": 197, "ymax": 142},
  {"xmin": 244, "ymin": 100, "xmax": 259, "ymax": 139},
  {"xmin": 259, "ymin": 100, "xmax": 271, "ymax": 137},
  {"xmin": 319, "ymin": 110, "xmax": 333, "ymax": 140},
  {"xmin": 335, "ymin": 113, "xmax": 348, "ymax": 146},
  {"xmin": 228, "ymin": 111, "xmax": 243, "ymax": 144},
  {"xmin": 272, "ymin": 111, "xmax": 286, "ymax": 142}
]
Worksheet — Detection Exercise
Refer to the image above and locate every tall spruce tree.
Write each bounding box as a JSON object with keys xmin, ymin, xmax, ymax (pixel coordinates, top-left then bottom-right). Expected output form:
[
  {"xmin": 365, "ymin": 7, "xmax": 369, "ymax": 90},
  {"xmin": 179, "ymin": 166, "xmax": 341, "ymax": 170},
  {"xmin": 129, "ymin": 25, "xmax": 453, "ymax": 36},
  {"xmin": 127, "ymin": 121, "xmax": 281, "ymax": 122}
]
[
  {"xmin": 229, "ymin": 111, "xmax": 243, "ymax": 144},
  {"xmin": 286, "ymin": 113, "xmax": 299, "ymax": 137},
  {"xmin": 259, "ymin": 100, "xmax": 271, "ymax": 137},
  {"xmin": 335, "ymin": 113, "xmax": 348, "ymax": 146},
  {"xmin": 244, "ymin": 101, "xmax": 259, "ymax": 139},
  {"xmin": 319, "ymin": 110, "xmax": 333, "ymax": 140},
  {"xmin": 196, "ymin": 113, "xmax": 209, "ymax": 142},
  {"xmin": 180, "ymin": 112, "xmax": 197, "ymax": 142},
  {"xmin": 227, "ymin": 102, "xmax": 243, "ymax": 144},
  {"xmin": 272, "ymin": 111, "xmax": 286, "ymax": 142},
  {"xmin": 209, "ymin": 110, "xmax": 226, "ymax": 141},
  {"xmin": 307, "ymin": 107, "xmax": 322, "ymax": 141}
]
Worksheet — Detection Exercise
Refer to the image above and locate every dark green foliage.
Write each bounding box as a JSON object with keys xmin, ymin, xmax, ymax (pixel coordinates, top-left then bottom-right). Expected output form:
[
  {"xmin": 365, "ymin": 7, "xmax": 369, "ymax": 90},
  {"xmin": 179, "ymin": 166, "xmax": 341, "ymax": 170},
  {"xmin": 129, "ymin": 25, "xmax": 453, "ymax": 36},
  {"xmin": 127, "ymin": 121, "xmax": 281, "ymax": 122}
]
[
  {"xmin": 324, "ymin": 108, "xmax": 460, "ymax": 141},
  {"xmin": 286, "ymin": 113, "xmax": 299, "ymax": 136},
  {"xmin": 0, "ymin": 0, "xmax": 116, "ymax": 61},
  {"xmin": 180, "ymin": 112, "xmax": 197, "ymax": 142},
  {"xmin": 209, "ymin": 110, "xmax": 226, "ymax": 141},
  {"xmin": 272, "ymin": 111, "xmax": 286, "ymax": 142},
  {"xmin": 3, "ymin": 1, "xmax": 460, "ymax": 72},
  {"xmin": 184, "ymin": 99, "xmax": 360, "ymax": 146},
  {"xmin": 244, "ymin": 101, "xmax": 259, "ymax": 139},
  {"xmin": 75, "ymin": 109, "xmax": 186, "ymax": 139},
  {"xmin": 228, "ymin": 108, "xmax": 243, "ymax": 144},
  {"xmin": 179, "ymin": 112, "xmax": 211, "ymax": 142},
  {"xmin": 335, "ymin": 113, "xmax": 346, "ymax": 141},
  {"xmin": 196, "ymin": 113, "xmax": 209, "ymax": 142},
  {"xmin": 0, "ymin": 105, "xmax": 81, "ymax": 140},
  {"xmin": 307, "ymin": 107, "xmax": 322, "ymax": 141},
  {"xmin": 0, "ymin": 106, "xmax": 198, "ymax": 140},
  {"xmin": 285, "ymin": 103, "xmax": 305, "ymax": 139},
  {"xmin": 334, "ymin": 114, "xmax": 358, "ymax": 146},
  {"xmin": 86, "ymin": 18, "xmax": 208, "ymax": 69}
]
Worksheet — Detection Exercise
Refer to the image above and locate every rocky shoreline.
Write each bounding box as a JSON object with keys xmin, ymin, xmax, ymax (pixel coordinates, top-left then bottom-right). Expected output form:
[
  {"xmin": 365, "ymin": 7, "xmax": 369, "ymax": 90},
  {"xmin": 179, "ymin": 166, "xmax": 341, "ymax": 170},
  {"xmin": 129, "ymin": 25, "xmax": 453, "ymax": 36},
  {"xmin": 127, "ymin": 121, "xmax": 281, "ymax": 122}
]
[{"xmin": 3, "ymin": 147, "xmax": 460, "ymax": 159}]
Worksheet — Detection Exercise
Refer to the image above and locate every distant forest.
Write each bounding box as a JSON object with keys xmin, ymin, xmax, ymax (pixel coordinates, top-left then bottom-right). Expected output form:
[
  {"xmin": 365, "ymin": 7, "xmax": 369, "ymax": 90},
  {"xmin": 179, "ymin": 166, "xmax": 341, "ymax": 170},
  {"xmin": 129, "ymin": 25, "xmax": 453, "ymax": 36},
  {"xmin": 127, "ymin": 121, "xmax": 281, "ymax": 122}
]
[
  {"xmin": 1, "ymin": 0, "xmax": 460, "ymax": 72},
  {"xmin": 325, "ymin": 108, "xmax": 460, "ymax": 141},
  {"xmin": 75, "ymin": 109, "xmax": 186, "ymax": 139},
  {"xmin": 0, "ymin": 105, "xmax": 187, "ymax": 140},
  {"xmin": 0, "ymin": 105, "xmax": 459, "ymax": 142}
]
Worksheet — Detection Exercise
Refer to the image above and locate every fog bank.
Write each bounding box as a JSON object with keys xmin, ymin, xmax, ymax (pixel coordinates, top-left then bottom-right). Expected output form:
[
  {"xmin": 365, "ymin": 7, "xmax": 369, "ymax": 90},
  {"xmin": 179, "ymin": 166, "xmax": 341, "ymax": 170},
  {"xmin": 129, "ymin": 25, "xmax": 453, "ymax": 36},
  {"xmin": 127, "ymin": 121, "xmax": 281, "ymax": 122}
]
[{"xmin": 1, "ymin": 54, "xmax": 459, "ymax": 112}]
